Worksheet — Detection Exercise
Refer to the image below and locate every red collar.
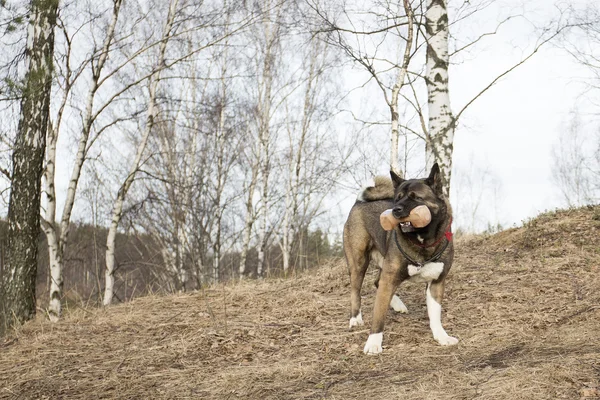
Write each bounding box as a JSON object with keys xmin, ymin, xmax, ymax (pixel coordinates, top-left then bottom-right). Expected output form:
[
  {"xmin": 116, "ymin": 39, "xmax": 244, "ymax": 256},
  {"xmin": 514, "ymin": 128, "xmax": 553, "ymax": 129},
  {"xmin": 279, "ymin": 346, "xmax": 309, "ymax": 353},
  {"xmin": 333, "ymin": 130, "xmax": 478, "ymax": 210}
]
[{"xmin": 405, "ymin": 217, "xmax": 453, "ymax": 248}]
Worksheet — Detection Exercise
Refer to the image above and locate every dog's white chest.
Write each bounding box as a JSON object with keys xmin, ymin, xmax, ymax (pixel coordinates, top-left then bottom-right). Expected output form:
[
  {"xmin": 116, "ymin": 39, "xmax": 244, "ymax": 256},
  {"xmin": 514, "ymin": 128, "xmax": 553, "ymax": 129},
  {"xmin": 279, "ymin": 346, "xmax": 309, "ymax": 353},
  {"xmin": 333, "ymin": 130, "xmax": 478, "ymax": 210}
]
[{"xmin": 407, "ymin": 262, "xmax": 444, "ymax": 283}]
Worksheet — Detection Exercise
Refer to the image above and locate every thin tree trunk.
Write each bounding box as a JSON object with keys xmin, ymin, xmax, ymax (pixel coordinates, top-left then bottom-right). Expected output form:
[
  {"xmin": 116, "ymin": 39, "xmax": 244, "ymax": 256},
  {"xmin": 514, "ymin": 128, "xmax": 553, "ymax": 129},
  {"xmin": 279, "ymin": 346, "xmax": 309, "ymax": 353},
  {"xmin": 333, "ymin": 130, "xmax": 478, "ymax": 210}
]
[
  {"xmin": 103, "ymin": 0, "xmax": 179, "ymax": 306},
  {"xmin": 390, "ymin": 0, "xmax": 413, "ymax": 177},
  {"xmin": 256, "ymin": 170, "xmax": 268, "ymax": 278},
  {"xmin": 239, "ymin": 164, "xmax": 258, "ymax": 279},
  {"xmin": 42, "ymin": 0, "xmax": 123, "ymax": 320},
  {"xmin": 256, "ymin": 1, "xmax": 277, "ymax": 278},
  {"xmin": 425, "ymin": 0, "xmax": 454, "ymax": 196},
  {"xmin": 42, "ymin": 121, "xmax": 63, "ymax": 322},
  {"xmin": 281, "ymin": 188, "xmax": 292, "ymax": 275},
  {"xmin": 212, "ymin": 93, "xmax": 226, "ymax": 284},
  {"xmin": 176, "ymin": 228, "xmax": 187, "ymax": 290},
  {"xmin": 211, "ymin": 0, "xmax": 232, "ymax": 284},
  {"xmin": 44, "ymin": 226, "xmax": 62, "ymax": 322},
  {"xmin": 0, "ymin": 0, "xmax": 58, "ymax": 335}
]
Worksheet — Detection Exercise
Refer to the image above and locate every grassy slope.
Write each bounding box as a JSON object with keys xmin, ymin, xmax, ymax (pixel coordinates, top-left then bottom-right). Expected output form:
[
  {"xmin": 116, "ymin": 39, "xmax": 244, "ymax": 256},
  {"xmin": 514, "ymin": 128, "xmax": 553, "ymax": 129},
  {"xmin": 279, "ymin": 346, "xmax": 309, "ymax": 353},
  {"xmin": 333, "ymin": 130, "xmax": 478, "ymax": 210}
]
[{"xmin": 1, "ymin": 206, "xmax": 600, "ymax": 399}]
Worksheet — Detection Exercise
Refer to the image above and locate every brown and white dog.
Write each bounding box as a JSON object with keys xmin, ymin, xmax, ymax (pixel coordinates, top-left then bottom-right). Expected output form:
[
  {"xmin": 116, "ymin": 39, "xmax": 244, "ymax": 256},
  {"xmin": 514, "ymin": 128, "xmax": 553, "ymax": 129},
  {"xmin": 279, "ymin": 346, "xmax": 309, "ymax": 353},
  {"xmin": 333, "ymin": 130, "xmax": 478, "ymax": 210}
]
[{"xmin": 343, "ymin": 163, "xmax": 458, "ymax": 354}]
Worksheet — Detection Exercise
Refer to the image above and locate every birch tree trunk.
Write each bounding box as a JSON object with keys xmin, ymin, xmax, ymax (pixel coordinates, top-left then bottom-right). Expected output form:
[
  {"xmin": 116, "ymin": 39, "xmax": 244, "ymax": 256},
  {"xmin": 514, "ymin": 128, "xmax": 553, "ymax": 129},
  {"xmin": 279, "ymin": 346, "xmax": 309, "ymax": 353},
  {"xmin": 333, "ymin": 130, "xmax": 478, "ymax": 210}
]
[
  {"xmin": 425, "ymin": 0, "xmax": 454, "ymax": 196},
  {"xmin": 238, "ymin": 164, "xmax": 258, "ymax": 279},
  {"xmin": 281, "ymin": 187, "xmax": 292, "ymax": 275},
  {"xmin": 256, "ymin": 0, "xmax": 279, "ymax": 278},
  {"xmin": 42, "ymin": 0, "xmax": 123, "ymax": 320},
  {"xmin": 212, "ymin": 69, "xmax": 227, "ymax": 284},
  {"xmin": 256, "ymin": 143, "xmax": 269, "ymax": 278},
  {"xmin": 103, "ymin": 0, "xmax": 179, "ymax": 306},
  {"xmin": 281, "ymin": 38, "xmax": 322, "ymax": 276},
  {"xmin": 390, "ymin": 0, "xmax": 414, "ymax": 176},
  {"xmin": 0, "ymin": 0, "xmax": 58, "ymax": 335},
  {"xmin": 42, "ymin": 122, "xmax": 63, "ymax": 322}
]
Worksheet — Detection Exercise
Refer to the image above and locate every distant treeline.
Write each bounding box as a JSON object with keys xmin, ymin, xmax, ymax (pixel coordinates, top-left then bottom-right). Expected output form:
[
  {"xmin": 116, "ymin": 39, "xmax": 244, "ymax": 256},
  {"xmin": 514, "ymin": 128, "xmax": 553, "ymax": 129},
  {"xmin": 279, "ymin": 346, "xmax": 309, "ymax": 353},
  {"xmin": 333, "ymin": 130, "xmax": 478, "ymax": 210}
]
[{"xmin": 0, "ymin": 221, "xmax": 341, "ymax": 308}]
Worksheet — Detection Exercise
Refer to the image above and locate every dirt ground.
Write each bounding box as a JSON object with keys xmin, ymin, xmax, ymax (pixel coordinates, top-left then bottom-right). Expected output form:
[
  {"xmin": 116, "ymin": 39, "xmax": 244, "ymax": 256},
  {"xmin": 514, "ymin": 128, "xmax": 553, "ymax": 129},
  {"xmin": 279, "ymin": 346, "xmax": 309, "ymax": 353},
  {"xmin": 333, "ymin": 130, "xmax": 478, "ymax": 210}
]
[{"xmin": 1, "ymin": 206, "xmax": 600, "ymax": 399}]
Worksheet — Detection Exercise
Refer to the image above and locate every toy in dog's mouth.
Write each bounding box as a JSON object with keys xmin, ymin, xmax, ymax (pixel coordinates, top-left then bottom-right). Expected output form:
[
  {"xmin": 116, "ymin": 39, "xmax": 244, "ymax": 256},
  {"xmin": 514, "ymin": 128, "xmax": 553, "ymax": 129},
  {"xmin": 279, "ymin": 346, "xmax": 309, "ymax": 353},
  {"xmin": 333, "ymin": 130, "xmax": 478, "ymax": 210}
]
[{"xmin": 380, "ymin": 205, "xmax": 432, "ymax": 232}]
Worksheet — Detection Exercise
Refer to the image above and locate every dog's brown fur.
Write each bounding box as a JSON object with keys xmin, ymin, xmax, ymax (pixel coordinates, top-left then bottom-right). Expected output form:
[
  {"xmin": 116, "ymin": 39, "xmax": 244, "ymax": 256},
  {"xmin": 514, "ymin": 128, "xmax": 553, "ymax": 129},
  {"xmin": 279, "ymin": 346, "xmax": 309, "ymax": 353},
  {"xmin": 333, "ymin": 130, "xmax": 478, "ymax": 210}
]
[{"xmin": 344, "ymin": 164, "xmax": 454, "ymax": 342}]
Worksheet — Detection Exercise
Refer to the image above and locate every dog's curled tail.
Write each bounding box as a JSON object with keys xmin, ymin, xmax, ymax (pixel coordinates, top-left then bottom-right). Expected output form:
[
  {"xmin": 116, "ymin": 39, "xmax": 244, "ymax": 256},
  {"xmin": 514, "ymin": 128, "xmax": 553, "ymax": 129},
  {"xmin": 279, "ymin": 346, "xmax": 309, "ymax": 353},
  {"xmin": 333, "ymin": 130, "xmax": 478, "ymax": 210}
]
[{"xmin": 357, "ymin": 176, "xmax": 394, "ymax": 202}]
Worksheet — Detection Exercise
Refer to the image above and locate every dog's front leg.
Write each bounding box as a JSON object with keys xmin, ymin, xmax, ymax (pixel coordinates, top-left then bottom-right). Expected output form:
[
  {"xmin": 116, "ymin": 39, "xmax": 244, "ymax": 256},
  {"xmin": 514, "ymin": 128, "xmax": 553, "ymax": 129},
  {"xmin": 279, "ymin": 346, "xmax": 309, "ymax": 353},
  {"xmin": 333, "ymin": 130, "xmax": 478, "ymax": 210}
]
[
  {"xmin": 427, "ymin": 280, "xmax": 458, "ymax": 346},
  {"xmin": 363, "ymin": 261, "xmax": 399, "ymax": 355}
]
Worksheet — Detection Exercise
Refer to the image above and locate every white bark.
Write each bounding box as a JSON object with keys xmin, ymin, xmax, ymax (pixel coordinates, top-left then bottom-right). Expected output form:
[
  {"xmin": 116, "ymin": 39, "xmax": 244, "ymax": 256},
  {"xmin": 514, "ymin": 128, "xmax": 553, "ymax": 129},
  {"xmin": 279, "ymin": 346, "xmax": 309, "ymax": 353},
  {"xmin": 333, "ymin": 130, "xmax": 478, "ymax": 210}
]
[
  {"xmin": 212, "ymin": 75, "xmax": 227, "ymax": 284},
  {"xmin": 390, "ymin": 0, "xmax": 414, "ymax": 177},
  {"xmin": 43, "ymin": 0, "xmax": 123, "ymax": 320},
  {"xmin": 43, "ymin": 123, "xmax": 62, "ymax": 322},
  {"xmin": 103, "ymin": 0, "xmax": 179, "ymax": 306},
  {"xmin": 255, "ymin": 0, "xmax": 281, "ymax": 278},
  {"xmin": 281, "ymin": 38, "xmax": 321, "ymax": 275},
  {"xmin": 257, "ymin": 157, "xmax": 268, "ymax": 278},
  {"xmin": 425, "ymin": 0, "xmax": 454, "ymax": 197},
  {"xmin": 239, "ymin": 163, "xmax": 258, "ymax": 279},
  {"xmin": 281, "ymin": 187, "xmax": 292, "ymax": 275}
]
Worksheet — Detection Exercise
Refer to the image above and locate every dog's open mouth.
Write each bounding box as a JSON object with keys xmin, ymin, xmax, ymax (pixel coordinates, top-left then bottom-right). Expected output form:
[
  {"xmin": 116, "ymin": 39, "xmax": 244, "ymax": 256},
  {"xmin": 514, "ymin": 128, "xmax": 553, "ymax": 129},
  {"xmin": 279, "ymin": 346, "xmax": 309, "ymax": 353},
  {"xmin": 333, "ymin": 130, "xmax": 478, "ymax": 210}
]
[{"xmin": 400, "ymin": 221, "xmax": 415, "ymax": 232}]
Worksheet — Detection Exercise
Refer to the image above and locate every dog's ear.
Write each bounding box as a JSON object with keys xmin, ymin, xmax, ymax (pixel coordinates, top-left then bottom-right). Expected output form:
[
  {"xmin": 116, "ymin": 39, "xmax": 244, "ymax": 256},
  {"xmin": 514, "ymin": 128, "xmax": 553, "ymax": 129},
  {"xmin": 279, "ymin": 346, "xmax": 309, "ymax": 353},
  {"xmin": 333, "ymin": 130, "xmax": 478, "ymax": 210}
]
[
  {"xmin": 425, "ymin": 163, "xmax": 443, "ymax": 195},
  {"xmin": 390, "ymin": 170, "xmax": 404, "ymax": 188}
]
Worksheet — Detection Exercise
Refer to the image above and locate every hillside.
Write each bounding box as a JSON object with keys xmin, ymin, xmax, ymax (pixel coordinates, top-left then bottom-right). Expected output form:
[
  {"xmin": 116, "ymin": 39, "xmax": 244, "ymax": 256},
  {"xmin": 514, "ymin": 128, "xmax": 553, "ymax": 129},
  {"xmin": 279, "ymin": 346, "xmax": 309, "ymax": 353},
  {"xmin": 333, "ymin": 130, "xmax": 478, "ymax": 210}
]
[{"xmin": 1, "ymin": 207, "xmax": 600, "ymax": 399}]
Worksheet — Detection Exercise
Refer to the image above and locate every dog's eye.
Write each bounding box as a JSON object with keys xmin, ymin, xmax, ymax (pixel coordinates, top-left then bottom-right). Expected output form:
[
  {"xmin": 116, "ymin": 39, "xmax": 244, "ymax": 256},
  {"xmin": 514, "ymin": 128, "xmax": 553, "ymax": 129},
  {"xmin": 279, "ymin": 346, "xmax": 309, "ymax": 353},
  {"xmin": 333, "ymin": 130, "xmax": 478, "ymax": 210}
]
[{"xmin": 416, "ymin": 196, "xmax": 423, "ymax": 201}]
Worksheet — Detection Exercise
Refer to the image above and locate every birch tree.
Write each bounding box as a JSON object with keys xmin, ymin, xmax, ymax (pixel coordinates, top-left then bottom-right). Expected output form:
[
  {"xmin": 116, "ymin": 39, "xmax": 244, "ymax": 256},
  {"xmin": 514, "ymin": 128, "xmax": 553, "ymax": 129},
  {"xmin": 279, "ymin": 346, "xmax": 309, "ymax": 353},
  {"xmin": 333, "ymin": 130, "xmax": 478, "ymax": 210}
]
[
  {"xmin": 208, "ymin": 3, "xmax": 237, "ymax": 283},
  {"xmin": 238, "ymin": 140, "xmax": 260, "ymax": 279},
  {"xmin": 281, "ymin": 37, "xmax": 332, "ymax": 275},
  {"xmin": 312, "ymin": 0, "xmax": 568, "ymax": 196},
  {"xmin": 424, "ymin": 0, "xmax": 453, "ymax": 196},
  {"xmin": 103, "ymin": 0, "xmax": 179, "ymax": 306},
  {"xmin": 254, "ymin": 0, "xmax": 284, "ymax": 278},
  {"xmin": 41, "ymin": 0, "xmax": 124, "ymax": 321},
  {"xmin": 0, "ymin": 0, "xmax": 58, "ymax": 335},
  {"xmin": 311, "ymin": 0, "xmax": 416, "ymax": 176}
]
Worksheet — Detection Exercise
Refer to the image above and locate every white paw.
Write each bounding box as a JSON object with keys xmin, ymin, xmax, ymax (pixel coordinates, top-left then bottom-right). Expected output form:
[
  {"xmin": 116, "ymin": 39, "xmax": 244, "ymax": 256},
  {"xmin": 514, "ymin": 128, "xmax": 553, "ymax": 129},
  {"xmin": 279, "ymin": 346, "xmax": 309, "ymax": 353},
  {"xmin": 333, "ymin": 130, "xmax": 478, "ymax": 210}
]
[
  {"xmin": 435, "ymin": 335, "xmax": 459, "ymax": 346},
  {"xmin": 390, "ymin": 295, "xmax": 408, "ymax": 313},
  {"xmin": 349, "ymin": 311, "xmax": 364, "ymax": 328},
  {"xmin": 363, "ymin": 332, "xmax": 383, "ymax": 355}
]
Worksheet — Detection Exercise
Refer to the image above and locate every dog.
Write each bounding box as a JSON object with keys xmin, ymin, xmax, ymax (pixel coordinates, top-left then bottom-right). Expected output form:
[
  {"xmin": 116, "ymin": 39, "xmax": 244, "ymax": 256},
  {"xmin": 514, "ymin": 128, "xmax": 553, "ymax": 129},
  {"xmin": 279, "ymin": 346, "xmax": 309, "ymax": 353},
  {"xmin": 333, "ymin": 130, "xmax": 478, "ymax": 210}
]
[{"xmin": 343, "ymin": 163, "xmax": 458, "ymax": 354}]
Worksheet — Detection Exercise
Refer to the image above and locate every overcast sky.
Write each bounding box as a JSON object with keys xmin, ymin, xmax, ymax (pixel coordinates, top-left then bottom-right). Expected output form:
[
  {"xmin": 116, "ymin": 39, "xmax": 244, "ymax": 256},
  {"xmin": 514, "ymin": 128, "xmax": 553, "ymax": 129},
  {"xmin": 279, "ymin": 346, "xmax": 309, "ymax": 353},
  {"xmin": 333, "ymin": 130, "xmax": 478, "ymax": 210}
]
[
  {"xmin": 330, "ymin": 0, "xmax": 598, "ymax": 234},
  {"xmin": 451, "ymin": 0, "xmax": 597, "ymax": 229},
  {"xmin": 34, "ymin": 0, "xmax": 599, "ymax": 236}
]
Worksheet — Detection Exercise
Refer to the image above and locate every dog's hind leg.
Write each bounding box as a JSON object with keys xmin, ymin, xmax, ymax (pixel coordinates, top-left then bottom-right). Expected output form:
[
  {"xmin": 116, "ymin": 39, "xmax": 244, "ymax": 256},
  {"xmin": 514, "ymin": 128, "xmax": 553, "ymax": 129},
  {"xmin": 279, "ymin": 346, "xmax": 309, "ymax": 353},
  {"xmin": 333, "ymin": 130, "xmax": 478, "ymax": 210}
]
[
  {"xmin": 348, "ymin": 252, "xmax": 369, "ymax": 328},
  {"xmin": 374, "ymin": 263, "xmax": 408, "ymax": 314},
  {"xmin": 426, "ymin": 280, "xmax": 458, "ymax": 346}
]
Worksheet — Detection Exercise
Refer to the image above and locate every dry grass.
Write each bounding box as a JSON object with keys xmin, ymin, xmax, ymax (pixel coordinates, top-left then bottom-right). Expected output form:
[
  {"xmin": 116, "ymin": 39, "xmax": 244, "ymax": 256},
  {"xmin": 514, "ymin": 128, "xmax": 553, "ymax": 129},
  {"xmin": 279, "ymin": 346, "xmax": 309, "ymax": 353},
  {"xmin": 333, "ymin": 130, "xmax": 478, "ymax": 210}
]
[{"xmin": 2, "ymin": 206, "xmax": 600, "ymax": 399}]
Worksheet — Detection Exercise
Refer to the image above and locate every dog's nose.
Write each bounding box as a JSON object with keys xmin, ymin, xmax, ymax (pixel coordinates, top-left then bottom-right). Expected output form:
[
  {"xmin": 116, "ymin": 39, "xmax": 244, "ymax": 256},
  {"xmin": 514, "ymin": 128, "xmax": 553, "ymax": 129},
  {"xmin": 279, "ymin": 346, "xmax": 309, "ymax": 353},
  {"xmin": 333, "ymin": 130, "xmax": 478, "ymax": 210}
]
[{"xmin": 392, "ymin": 206, "xmax": 404, "ymax": 218}]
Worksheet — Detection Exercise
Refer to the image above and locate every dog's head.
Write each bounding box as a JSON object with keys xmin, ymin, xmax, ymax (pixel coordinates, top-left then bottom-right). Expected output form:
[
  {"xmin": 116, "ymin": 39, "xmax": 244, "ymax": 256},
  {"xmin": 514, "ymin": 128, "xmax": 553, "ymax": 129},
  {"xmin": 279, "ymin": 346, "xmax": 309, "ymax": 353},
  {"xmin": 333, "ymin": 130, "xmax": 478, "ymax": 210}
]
[{"xmin": 389, "ymin": 163, "xmax": 445, "ymax": 231}]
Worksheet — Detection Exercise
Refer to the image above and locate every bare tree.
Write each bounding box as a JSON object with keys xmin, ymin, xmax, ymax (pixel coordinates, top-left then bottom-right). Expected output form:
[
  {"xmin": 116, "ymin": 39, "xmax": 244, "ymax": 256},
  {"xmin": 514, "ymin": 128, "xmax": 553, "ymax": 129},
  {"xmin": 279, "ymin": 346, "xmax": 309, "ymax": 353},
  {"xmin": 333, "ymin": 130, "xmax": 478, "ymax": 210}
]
[
  {"xmin": 238, "ymin": 137, "xmax": 260, "ymax": 279},
  {"xmin": 1, "ymin": 0, "xmax": 59, "ymax": 335},
  {"xmin": 310, "ymin": 0, "xmax": 570, "ymax": 196},
  {"xmin": 310, "ymin": 0, "xmax": 415, "ymax": 176},
  {"xmin": 254, "ymin": 0, "xmax": 284, "ymax": 278},
  {"xmin": 280, "ymin": 36, "xmax": 337, "ymax": 275},
  {"xmin": 42, "ymin": 0, "xmax": 124, "ymax": 321},
  {"xmin": 103, "ymin": 0, "xmax": 180, "ymax": 306}
]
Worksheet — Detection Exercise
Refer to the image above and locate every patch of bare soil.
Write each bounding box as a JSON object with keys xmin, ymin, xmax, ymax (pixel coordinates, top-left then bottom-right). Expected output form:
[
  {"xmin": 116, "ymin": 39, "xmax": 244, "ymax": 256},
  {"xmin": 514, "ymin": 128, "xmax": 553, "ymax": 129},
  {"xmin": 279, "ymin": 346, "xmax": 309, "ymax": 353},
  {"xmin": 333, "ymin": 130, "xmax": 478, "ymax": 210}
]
[{"xmin": 2, "ymin": 206, "xmax": 600, "ymax": 399}]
